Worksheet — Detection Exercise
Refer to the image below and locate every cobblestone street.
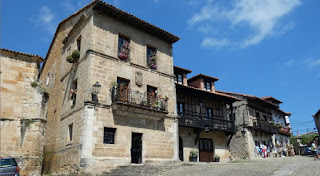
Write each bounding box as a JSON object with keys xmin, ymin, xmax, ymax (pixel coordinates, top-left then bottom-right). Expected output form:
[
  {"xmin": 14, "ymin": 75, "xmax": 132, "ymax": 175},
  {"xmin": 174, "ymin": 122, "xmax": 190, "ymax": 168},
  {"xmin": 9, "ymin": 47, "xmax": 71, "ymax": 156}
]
[{"xmin": 161, "ymin": 156, "xmax": 320, "ymax": 176}]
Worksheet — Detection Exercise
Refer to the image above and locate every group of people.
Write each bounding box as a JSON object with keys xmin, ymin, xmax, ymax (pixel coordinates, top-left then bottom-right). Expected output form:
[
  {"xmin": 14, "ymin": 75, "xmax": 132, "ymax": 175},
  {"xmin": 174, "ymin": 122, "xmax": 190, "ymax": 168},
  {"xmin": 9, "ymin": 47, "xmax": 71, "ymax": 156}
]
[
  {"xmin": 254, "ymin": 141, "xmax": 295, "ymax": 158},
  {"xmin": 254, "ymin": 141, "xmax": 272, "ymax": 158}
]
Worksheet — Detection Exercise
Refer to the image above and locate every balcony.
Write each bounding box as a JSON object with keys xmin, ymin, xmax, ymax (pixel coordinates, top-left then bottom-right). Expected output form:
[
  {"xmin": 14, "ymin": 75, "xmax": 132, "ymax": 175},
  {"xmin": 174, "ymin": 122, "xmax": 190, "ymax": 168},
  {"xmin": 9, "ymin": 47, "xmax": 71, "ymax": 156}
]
[
  {"xmin": 111, "ymin": 87, "xmax": 168, "ymax": 120},
  {"xmin": 178, "ymin": 112, "xmax": 234, "ymax": 133},
  {"xmin": 278, "ymin": 127, "xmax": 292, "ymax": 136},
  {"xmin": 252, "ymin": 120, "xmax": 278, "ymax": 134}
]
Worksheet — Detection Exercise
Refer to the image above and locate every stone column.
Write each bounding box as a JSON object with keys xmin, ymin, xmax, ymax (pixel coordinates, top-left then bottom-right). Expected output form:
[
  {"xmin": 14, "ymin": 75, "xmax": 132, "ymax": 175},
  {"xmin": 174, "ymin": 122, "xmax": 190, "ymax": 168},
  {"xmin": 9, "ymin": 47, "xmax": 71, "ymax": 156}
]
[{"xmin": 80, "ymin": 104, "xmax": 95, "ymax": 167}]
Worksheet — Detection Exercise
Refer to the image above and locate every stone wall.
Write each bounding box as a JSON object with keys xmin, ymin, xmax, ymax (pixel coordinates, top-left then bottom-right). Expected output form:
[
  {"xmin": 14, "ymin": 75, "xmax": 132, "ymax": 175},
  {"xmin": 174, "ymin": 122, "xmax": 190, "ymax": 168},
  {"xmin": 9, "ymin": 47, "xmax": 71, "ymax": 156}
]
[
  {"xmin": 0, "ymin": 52, "xmax": 47, "ymax": 176},
  {"xmin": 179, "ymin": 127, "xmax": 230, "ymax": 162}
]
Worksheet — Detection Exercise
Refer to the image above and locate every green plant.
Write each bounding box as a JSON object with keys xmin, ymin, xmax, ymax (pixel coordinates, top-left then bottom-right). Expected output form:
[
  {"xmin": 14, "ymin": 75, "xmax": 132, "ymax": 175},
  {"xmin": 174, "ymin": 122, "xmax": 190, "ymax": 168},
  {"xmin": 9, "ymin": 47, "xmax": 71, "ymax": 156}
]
[
  {"xmin": 276, "ymin": 123, "xmax": 283, "ymax": 128},
  {"xmin": 72, "ymin": 49, "xmax": 80, "ymax": 59},
  {"xmin": 66, "ymin": 55, "xmax": 73, "ymax": 63},
  {"xmin": 269, "ymin": 121, "xmax": 275, "ymax": 126},
  {"xmin": 214, "ymin": 155, "xmax": 220, "ymax": 159},
  {"xmin": 190, "ymin": 149, "xmax": 198, "ymax": 157},
  {"xmin": 71, "ymin": 104, "xmax": 75, "ymax": 109},
  {"xmin": 110, "ymin": 81, "xmax": 117, "ymax": 87},
  {"xmin": 31, "ymin": 81, "xmax": 39, "ymax": 87}
]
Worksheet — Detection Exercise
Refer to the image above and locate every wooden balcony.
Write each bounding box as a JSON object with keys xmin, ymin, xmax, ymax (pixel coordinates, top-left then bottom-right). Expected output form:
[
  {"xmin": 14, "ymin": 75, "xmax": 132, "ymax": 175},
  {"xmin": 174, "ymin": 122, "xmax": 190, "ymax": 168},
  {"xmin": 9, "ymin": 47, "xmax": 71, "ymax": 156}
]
[
  {"xmin": 111, "ymin": 87, "xmax": 168, "ymax": 120},
  {"xmin": 178, "ymin": 112, "xmax": 234, "ymax": 133},
  {"xmin": 252, "ymin": 120, "xmax": 278, "ymax": 134}
]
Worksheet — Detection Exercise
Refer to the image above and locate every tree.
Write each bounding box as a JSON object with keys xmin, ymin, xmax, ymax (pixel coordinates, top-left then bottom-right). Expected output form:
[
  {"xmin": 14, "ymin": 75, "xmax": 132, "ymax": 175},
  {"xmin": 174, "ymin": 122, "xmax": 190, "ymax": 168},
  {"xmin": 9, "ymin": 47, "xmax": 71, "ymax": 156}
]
[{"xmin": 300, "ymin": 133, "xmax": 318, "ymax": 145}]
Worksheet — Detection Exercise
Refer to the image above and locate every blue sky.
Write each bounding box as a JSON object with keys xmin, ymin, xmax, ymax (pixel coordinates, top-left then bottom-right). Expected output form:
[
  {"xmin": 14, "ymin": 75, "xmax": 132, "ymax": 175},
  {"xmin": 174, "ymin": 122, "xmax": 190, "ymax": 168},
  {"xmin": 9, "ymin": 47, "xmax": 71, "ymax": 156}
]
[{"xmin": 1, "ymin": 0, "xmax": 320, "ymax": 135}]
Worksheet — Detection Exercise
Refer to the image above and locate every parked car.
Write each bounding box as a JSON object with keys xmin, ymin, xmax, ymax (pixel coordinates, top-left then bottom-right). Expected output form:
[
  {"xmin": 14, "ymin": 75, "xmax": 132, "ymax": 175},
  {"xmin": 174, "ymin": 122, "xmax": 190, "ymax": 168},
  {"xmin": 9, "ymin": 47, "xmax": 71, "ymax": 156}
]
[
  {"xmin": 300, "ymin": 146, "xmax": 313, "ymax": 156},
  {"xmin": 0, "ymin": 157, "xmax": 19, "ymax": 176}
]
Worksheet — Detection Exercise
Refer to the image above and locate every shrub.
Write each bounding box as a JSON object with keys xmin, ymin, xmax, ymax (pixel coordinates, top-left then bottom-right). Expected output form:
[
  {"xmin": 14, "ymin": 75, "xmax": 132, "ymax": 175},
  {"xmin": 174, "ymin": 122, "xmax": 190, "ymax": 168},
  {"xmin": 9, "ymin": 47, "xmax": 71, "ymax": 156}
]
[{"xmin": 72, "ymin": 50, "xmax": 80, "ymax": 59}]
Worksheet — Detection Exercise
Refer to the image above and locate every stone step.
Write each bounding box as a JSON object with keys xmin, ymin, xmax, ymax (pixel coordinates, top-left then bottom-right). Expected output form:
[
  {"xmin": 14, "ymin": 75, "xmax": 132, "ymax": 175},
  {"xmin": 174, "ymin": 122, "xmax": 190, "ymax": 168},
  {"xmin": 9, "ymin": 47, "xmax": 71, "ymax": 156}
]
[{"xmin": 102, "ymin": 163, "xmax": 182, "ymax": 176}]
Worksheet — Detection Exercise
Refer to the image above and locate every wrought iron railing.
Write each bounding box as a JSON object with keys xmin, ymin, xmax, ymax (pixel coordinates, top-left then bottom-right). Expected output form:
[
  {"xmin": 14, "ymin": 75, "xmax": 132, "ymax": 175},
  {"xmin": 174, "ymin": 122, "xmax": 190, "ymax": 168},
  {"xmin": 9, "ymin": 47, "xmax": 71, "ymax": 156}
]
[
  {"xmin": 178, "ymin": 112, "xmax": 234, "ymax": 132},
  {"xmin": 252, "ymin": 120, "xmax": 278, "ymax": 134},
  {"xmin": 111, "ymin": 87, "xmax": 168, "ymax": 112}
]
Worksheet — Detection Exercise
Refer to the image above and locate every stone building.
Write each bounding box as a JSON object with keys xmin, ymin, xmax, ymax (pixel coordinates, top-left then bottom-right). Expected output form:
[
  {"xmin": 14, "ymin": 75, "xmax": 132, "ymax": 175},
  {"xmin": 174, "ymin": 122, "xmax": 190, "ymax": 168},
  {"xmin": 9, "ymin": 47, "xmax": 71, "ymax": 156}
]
[
  {"xmin": 174, "ymin": 66, "xmax": 240, "ymax": 162},
  {"xmin": 313, "ymin": 109, "xmax": 320, "ymax": 144},
  {"xmin": 0, "ymin": 48, "xmax": 47, "ymax": 175},
  {"xmin": 217, "ymin": 91, "xmax": 291, "ymax": 159},
  {"xmin": 38, "ymin": 0, "xmax": 179, "ymax": 174},
  {"xmin": 262, "ymin": 97, "xmax": 292, "ymax": 154}
]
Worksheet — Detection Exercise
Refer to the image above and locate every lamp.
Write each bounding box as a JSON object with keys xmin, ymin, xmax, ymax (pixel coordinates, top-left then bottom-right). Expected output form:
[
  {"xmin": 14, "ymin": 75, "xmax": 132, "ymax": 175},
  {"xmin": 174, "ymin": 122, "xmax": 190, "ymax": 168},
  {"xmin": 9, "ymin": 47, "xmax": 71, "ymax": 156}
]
[{"xmin": 91, "ymin": 82, "xmax": 101, "ymax": 103}]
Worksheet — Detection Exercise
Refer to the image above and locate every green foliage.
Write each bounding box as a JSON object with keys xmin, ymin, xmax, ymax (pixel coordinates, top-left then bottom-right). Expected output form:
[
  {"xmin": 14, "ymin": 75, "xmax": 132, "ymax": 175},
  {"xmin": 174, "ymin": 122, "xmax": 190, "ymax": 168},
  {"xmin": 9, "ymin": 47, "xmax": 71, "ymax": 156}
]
[
  {"xmin": 110, "ymin": 81, "xmax": 117, "ymax": 87},
  {"xmin": 214, "ymin": 155, "xmax": 220, "ymax": 159},
  {"xmin": 66, "ymin": 55, "xmax": 73, "ymax": 63},
  {"xmin": 31, "ymin": 81, "xmax": 39, "ymax": 87},
  {"xmin": 290, "ymin": 135, "xmax": 296, "ymax": 145},
  {"xmin": 72, "ymin": 49, "xmax": 80, "ymax": 59},
  {"xmin": 300, "ymin": 133, "xmax": 317, "ymax": 145},
  {"xmin": 190, "ymin": 149, "xmax": 198, "ymax": 157}
]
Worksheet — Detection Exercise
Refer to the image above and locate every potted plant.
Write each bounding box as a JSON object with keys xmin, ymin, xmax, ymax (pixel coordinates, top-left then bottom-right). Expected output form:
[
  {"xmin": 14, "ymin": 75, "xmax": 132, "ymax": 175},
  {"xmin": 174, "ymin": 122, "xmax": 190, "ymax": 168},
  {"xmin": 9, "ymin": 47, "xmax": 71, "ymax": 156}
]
[
  {"xmin": 66, "ymin": 55, "xmax": 74, "ymax": 63},
  {"xmin": 214, "ymin": 155, "xmax": 220, "ymax": 162},
  {"xmin": 72, "ymin": 49, "xmax": 80, "ymax": 62},
  {"xmin": 189, "ymin": 149, "xmax": 198, "ymax": 162}
]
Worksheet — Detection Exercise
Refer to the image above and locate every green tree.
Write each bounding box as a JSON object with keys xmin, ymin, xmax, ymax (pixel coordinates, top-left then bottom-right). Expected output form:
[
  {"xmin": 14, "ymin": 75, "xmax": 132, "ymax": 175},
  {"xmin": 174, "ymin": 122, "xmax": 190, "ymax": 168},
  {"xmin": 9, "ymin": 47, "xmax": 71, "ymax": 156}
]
[{"xmin": 300, "ymin": 133, "xmax": 317, "ymax": 145}]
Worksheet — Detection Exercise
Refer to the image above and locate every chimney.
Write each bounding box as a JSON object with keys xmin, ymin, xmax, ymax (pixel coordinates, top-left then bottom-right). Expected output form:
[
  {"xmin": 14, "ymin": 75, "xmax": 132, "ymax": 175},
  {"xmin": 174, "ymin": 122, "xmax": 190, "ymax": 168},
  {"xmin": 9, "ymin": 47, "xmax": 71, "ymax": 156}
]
[
  {"xmin": 183, "ymin": 73, "xmax": 188, "ymax": 86},
  {"xmin": 211, "ymin": 81, "xmax": 215, "ymax": 92}
]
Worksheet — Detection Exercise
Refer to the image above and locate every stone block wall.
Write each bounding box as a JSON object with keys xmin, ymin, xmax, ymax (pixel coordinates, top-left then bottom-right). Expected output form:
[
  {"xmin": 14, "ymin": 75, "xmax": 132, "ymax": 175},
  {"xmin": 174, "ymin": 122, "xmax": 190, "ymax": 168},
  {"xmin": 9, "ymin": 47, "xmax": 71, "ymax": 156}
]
[
  {"xmin": 0, "ymin": 51, "xmax": 47, "ymax": 175},
  {"xmin": 179, "ymin": 127, "xmax": 230, "ymax": 162}
]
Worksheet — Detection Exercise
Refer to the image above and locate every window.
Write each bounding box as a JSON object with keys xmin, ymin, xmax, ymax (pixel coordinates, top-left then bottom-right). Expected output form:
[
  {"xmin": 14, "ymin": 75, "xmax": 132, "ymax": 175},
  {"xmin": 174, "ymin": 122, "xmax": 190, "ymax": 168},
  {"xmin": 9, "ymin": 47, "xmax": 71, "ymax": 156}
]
[
  {"xmin": 117, "ymin": 77, "xmax": 130, "ymax": 101},
  {"xmin": 204, "ymin": 81, "xmax": 211, "ymax": 91},
  {"xmin": 68, "ymin": 123, "xmax": 73, "ymax": 142},
  {"xmin": 147, "ymin": 85, "xmax": 157, "ymax": 104},
  {"xmin": 177, "ymin": 102, "xmax": 184, "ymax": 116},
  {"xmin": 71, "ymin": 79, "xmax": 78, "ymax": 107},
  {"xmin": 206, "ymin": 108, "xmax": 213, "ymax": 118},
  {"xmin": 175, "ymin": 74, "xmax": 183, "ymax": 84},
  {"xmin": 104, "ymin": 127, "xmax": 116, "ymax": 144},
  {"xmin": 147, "ymin": 46, "xmax": 157, "ymax": 69},
  {"xmin": 77, "ymin": 36, "xmax": 81, "ymax": 51},
  {"xmin": 256, "ymin": 112, "xmax": 260, "ymax": 119},
  {"xmin": 46, "ymin": 74, "xmax": 50, "ymax": 86},
  {"xmin": 118, "ymin": 35, "xmax": 130, "ymax": 60}
]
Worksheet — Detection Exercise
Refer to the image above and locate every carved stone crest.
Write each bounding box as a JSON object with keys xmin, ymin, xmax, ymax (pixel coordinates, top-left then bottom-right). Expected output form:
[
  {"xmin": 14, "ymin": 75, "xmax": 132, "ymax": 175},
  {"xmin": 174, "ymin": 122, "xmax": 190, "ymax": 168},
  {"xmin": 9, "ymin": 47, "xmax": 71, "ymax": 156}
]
[{"xmin": 135, "ymin": 71, "xmax": 143, "ymax": 86}]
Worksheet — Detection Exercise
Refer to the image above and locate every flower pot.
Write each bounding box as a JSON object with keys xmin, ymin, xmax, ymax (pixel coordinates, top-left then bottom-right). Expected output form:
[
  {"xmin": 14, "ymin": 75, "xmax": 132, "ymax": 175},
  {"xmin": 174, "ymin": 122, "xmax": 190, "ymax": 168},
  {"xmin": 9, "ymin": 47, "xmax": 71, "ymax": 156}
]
[
  {"xmin": 214, "ymin": 158, "xmax": 220, "ymax": 162},
  {"xmin": 190, "ymin": 156, "xmax": 197, "ymax": 162}
]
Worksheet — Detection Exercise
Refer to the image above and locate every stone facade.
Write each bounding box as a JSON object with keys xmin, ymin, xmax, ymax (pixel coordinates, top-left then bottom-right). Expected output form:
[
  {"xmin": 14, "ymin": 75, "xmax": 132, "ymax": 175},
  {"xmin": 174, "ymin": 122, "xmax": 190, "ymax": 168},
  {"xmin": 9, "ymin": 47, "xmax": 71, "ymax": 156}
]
[
  {"xmin": 0, "ymin": 49, "xmax": 47, "ymax": 176},
  {"xmin": 218, "ymin": 92, "xmax": 291, "ymax": 159},
  {"xmin": 174, "ymin": 67, "xmax": 238, "ymax": 163},
  {"xmin": 38, "ymin": 1, "xmax": 179, "ymax": 175}
]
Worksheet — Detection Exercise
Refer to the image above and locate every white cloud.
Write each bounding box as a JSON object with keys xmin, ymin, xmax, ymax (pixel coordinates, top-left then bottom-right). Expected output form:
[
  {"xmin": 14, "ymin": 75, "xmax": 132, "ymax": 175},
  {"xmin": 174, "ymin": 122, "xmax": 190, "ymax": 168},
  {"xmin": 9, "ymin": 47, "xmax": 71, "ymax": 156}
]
[
  {"xmin": 201, "ymin": 38, "xmax": 230, "ymax": 48},
  {"xmin": 285, "ymin": 59, "xmax": 295, "ymax": 67},
  {"xmin": 188, "ymin": 0, "xmax": 302, "ymax": 48},
  {"xmin": 35, "ymin": 6, "xmax": 56, "ymax": 34},
  {"xmin": 305, "ymin": 58, "xmax": 320, "ymax": 69}
]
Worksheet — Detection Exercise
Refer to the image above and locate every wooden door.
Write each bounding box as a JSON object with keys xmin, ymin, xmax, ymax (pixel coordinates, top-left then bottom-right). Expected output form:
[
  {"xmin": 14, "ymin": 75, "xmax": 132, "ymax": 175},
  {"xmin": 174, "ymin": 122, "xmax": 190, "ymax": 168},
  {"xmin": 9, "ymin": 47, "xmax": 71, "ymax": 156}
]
[
  {"xmin": 131, "ymin": 133, "xmax": 142, "ymax": 164},
  {"xmin": 199, "ymin": 138, "xmax": 214, "ymax": 162}
]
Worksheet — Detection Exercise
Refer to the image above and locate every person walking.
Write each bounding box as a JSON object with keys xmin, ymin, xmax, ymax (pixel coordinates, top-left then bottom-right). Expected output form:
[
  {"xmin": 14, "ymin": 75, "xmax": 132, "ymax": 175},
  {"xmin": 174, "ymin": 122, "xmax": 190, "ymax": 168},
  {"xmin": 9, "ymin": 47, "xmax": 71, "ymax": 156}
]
[{"xmin": 311, "ymin": 141, "xmax": 317, "ymax": 160}]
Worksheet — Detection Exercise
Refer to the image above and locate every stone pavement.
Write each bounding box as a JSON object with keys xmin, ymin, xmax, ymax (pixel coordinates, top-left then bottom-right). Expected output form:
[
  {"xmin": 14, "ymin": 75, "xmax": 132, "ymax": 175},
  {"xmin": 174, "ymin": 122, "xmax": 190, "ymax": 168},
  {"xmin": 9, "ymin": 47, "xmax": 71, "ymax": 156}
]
[
  {"xmin": 161, "ymin": 156, "xmax": 319, "ymax": 176},
  {"xmin": 102, "ymin": 156, "xmax": 320, "ymax": 176}
]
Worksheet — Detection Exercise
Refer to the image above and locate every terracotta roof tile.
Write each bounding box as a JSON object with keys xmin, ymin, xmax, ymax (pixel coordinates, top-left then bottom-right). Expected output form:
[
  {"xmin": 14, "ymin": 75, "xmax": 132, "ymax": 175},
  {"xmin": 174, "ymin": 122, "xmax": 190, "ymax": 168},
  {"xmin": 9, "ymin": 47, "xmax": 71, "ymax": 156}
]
[
  {"xmin": 174, "ymin": 66, "xmax": 192, "ymax": 74},
  {"xmin": 188, "ymin": 73, "xmax": 219, "ymax": 83},
  {"xmin": 261, "ymin": 96, "xmax": 283, "ymax": 103},
  {"xmin": 176, "ymin": 84, "xmax": 241, "ymax": 101},
  {"xmin": 0, "ymin": 48, "xmax": 44, "ymax": 64}
]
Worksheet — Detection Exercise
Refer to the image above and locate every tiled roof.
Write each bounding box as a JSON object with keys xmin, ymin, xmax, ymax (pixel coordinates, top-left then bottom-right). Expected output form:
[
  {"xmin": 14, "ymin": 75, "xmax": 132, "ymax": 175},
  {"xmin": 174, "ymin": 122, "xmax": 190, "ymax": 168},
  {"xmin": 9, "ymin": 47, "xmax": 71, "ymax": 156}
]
[
  {"xmin": 0, "ymin": 48, "xmax": 44, "ymax": 64},
  {"xmin": 176, "ymin": 84, "xmax": 241, "ymax": 101},
  {"xmin": 94, "ymin": 0, "xmax": 179, "ymax": 43},
  {"xmin": 217, "ymin": 90, "xmax": 291, "ymax": 115},
  {"xmin": 313, "ymin": 109, "xmax": 320, "ymax": 118},
  {"xmin": 188, "ymin": 74, "xmax": 219, "ymax": 83},
  {"xmin": 41, "ymin": 0, "xmax": 179, "ymax": 75},
  {"xmin": 261, "ymin": 96, "xmax": 283, "ymax": 103},
  {"xmin": 174, "ymin": 66, "xmax": 192, "ymax": 74}
]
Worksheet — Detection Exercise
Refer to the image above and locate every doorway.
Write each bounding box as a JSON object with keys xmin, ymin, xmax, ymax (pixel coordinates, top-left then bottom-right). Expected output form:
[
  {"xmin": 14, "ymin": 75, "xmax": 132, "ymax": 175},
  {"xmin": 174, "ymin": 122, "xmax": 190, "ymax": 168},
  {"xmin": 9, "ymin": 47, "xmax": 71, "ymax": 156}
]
[
  {"xmin": 179, "ymin": 137, "xmax": 184, "ymax": 161},
  {"xmin": 131, "ymin": 133, "xmax": 142, "ymax": 164},
  {"xmin": 199, "ymin": 138, "xmax": 214, "ymax": 162}
]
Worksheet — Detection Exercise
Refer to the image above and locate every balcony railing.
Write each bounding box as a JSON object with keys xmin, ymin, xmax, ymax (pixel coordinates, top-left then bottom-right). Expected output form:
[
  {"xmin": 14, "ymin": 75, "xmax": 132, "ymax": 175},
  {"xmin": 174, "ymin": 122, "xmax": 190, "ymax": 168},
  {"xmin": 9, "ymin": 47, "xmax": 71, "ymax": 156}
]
[
  {"xmin": 111, "ymin": 87, "xmax": 168, "ymax": 112},
  {"xmin": 178, "ymin": 112, "xmax": 234, "ymax": 132},
  {"xmin": 252, "ymin": 120, "xmax": 278, "ymax": 134}
]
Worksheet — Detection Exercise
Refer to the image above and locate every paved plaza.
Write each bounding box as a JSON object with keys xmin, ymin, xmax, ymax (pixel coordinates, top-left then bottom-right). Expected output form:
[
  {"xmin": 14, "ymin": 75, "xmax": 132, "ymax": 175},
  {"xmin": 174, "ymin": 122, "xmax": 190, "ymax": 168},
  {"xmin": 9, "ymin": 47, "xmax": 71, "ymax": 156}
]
[{"xmin": 161, "ymin": 156, "xmax": 320, "ymax": 176}]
